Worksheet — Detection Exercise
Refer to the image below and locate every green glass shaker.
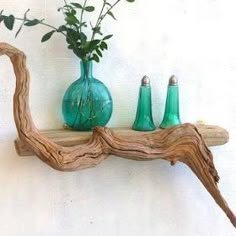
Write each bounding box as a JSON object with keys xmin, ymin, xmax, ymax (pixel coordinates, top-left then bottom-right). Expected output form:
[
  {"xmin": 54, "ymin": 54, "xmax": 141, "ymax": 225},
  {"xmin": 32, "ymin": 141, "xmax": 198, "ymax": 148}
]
[
  {"xmin": 132, "ymin": 76, "xmax": 156, "ymax": 131},
  {"xmin": 160, "ymin": 75, "xmax": 181, "ymax": 129}
]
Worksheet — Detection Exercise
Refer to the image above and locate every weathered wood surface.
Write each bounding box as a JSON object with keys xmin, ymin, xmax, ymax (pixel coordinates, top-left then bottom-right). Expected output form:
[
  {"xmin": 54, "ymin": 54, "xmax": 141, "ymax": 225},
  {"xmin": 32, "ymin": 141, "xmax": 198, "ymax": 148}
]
[
  {"xmin": 15, "ymin": 125, "xmax": 229, "ymax": 156},
  {"xmin": 0, "ymin": 42, "xmax": 235, "ymax": 228}
]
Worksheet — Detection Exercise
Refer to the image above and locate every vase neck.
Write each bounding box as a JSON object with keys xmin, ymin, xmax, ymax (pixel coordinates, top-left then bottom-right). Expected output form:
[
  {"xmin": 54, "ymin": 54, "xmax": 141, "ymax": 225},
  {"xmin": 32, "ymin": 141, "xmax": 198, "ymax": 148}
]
[{"xmin": 80, "ymin": 60, "xmax": 93, "ymax": 79}]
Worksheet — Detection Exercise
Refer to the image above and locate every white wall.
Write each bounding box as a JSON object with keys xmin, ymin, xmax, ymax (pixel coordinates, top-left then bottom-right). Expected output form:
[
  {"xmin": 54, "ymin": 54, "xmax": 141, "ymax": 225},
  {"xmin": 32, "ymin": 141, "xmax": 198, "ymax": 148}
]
[{"xmin": 0, "ymin": 0, "xmax": 236, "ymax": 235}]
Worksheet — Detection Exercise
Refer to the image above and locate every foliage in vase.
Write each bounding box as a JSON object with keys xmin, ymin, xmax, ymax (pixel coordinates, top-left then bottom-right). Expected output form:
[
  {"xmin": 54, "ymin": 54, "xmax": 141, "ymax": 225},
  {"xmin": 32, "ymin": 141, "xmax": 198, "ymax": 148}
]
[{"xmin": 0, "ymin": 0, "xmax": 135, "ymax": 62}]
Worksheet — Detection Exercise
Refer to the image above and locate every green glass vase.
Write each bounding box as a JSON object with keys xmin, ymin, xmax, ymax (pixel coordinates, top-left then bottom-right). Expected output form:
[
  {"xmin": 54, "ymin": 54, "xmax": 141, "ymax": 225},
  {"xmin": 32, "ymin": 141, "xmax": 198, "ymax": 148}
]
[
  {"xmin": 132, "ymin": 76, "xmax": 156, "ymax": 131},
  {"xmin": 62, "ymin": 61, "xmax": 113, "ymax": 131},
  {"xmin": 160, "ymin": 75, "xmax": 181, "ymax": 129}
]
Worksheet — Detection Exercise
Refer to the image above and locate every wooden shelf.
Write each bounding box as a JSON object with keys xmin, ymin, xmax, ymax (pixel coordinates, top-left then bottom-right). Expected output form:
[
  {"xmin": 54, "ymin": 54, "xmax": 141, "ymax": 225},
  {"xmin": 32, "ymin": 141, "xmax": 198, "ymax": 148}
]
[{"xmin": 15, "ymin": 124, "xmax": 229, "ymax": 156}]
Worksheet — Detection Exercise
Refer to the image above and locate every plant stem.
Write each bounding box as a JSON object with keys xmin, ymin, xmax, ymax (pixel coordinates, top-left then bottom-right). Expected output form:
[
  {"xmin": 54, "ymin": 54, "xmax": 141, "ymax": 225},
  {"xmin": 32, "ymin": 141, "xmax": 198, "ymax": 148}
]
[
  {"xmin": 97, "ymin": 0, "xmax": 121, "ymax": 27},
  {"xmin": 80, "ymin": 0, "xmax": 88, "ymax": 33},
  {"xmin": 15, "ymin": 17, "xmax": 67, "ymax": 36},
  {"xmin": 88, "ymin": 0, "xmax": 122, "ymax": 60},
  {"xmin": 91, "ymin": 0, "xmax": 122, "ymax": 42},
  {"xmin": 90, "ymin": 0, "xmax": 107, "ymax": 42},
  {"xmin": 13, "ymin": 16, "xmax": 78, "ymax": 55}
]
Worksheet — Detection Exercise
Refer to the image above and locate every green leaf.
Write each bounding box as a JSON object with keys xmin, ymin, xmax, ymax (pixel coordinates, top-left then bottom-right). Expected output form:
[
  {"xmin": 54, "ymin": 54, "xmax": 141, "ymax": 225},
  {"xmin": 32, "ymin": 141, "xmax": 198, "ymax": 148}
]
[
  {"xmin": 92, "ymin": 26, "xmax": 102, "ymax": 35},
  {"xmin": 65, "ymin": 14, "xmax": 79, "ymax": 25},
  {"xmin": 107, "ymin": 11, "xmax": 117, "ymax": 20},
  {"xmin": 69, "ymin": 29, "xmax": 80, "ymax": 41},
  {"xmin": 88, "ymin": 40, "xmax": 101, "ymax": 51},
  {"xmin": 63, "ymin": 5, "xmax": 74, "ymax": 10},
  {"xmin": 100, "ymin": 41, "xmax": 108, "ymax": 50},
  {"xmin": 0, "ymin": 15, "xmax": 4, "ymax": 23},
  {"xmin": 4, "ymin": 15, "xmax": 15, "ymax": 30},
  {"xmin": 66, "ymin": 28, "xmax": 80, "ymax": 44},
  {"xmin": 24, "ymin": 19, "xmax": 41, "ymax": 26},
  {"xmin": 80, "ymin": 22, "xmax": 87, "ymax": 27},
  {"xmin": 103, "ymin": 34, "xmax": 113, "ymax": 40},
  {"xmin": 71, "ymin": 9, "xmax": 77, "ymax": 15},
  {"xmin": 84, "ymin": 6, "xmax": 95, "ymax": 12},
  {"xmin": 73, "ymin": 48, "xmax": 84, "ymax": 58},
  {"xmin": 41, "ymin": 30, "xmax": 55, "ymax": 42},
  {"xmin": 92, "ymin": 54, "xmax": 100, "ymax": 63},
  {"xmin": 71, "ymin": 3, "xmax": 83, "ymax": 9},
  {"xmin": 79, "ymin": 32, "xmax": 87, "ymax": 45},
  {"xmin": 126, "ymin": 0, "xmax": 135, "ymax": 2},
  {"xmin": 57, "ymin": 25, "xmax": 67, "ymax": 32},
  {"xmin": 96, "ymin": 48, "xmax": 102, "ymax": 57},
  {"xmin": 105, "ymin": 2, "xmax": 112, "ymax": 7}
]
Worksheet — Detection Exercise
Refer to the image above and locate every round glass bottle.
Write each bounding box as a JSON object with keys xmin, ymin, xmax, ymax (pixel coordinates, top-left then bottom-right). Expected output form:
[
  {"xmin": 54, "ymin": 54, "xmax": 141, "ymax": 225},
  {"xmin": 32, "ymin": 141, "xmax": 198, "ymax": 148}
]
[{"xmin": 62, "ymin": 61, "xmax": 113, "ymax": 131}]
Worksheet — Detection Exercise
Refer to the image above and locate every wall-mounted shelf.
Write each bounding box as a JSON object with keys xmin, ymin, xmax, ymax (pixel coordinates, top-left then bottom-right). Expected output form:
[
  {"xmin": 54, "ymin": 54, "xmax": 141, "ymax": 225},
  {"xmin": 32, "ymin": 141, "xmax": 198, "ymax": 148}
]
[{"xmin": 15, "ymin": 124, "xmax": 229, "ymax": 157}]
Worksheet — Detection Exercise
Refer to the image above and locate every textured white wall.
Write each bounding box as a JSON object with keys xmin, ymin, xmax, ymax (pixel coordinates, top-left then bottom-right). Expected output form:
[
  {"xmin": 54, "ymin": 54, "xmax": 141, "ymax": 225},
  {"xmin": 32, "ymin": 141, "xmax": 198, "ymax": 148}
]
[{"xmin": 0, "ymin": 0, "xmax": 236, "ymax": 235}]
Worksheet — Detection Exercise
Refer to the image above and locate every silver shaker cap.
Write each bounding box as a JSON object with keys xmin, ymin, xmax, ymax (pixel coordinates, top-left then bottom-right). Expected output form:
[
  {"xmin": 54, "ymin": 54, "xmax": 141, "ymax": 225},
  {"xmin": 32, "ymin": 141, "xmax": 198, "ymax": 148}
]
[
  {"xmin": 141, "ymin": 75, "xmax": 150, "ymax": 86},
  {"xmin": 169, "ymin": 75, "xmax": 178, "ymax": 86}
]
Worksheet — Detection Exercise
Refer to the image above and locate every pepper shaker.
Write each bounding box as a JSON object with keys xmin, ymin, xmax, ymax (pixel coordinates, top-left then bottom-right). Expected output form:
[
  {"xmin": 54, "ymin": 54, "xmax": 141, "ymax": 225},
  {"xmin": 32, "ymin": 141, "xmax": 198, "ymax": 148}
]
[
  {"xmin": 160, "ymin": 75, "xmax": 181, "ymax": 129},
  {"xmin": 132, "ymin": 76, "xmax": 156, "ymax": 131}
]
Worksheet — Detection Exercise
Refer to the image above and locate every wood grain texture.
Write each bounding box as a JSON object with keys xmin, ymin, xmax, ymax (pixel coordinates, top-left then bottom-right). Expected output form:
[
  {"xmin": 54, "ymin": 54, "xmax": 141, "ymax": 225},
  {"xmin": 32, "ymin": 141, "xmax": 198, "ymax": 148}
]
[
  {"xmin": 14, "ymin": 125, "xmax": 229, "ymax": 156},
  {"xmin": 0, "ymin": 42, "xmax": 235, "ymax": 228}
]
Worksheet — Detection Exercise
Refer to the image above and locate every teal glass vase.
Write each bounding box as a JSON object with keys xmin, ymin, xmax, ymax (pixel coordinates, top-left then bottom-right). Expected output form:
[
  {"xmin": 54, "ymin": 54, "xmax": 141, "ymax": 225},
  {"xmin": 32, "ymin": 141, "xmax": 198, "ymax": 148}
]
[
  {"xmin": 62, "ymin": 61, "xmax": 113, "ymax": 131},
  {"xmin": 160, "ymin": 75, "xmax": 181, "ymax": 129},
  {"xmin": 132, "ymin": 76, "xmax": 156, "ymax": 131}
]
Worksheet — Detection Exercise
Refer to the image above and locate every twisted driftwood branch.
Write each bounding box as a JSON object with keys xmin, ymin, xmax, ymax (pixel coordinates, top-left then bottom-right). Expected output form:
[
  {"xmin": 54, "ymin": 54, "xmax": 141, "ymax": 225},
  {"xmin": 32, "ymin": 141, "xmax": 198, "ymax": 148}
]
[
  {"xmin": 14, "ymin": 125, "xmax": 230, "ymax": 156},
  {"xmin": 0, "ymin": 42, "xmax": 235, "ymax": 227}
]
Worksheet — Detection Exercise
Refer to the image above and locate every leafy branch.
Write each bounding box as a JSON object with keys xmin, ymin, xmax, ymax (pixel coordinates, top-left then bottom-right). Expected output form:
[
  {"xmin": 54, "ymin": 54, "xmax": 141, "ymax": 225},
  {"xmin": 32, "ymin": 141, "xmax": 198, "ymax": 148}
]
[{"xmin": 0, "ymin": 0, "xmax": 135, "ymax": 62}]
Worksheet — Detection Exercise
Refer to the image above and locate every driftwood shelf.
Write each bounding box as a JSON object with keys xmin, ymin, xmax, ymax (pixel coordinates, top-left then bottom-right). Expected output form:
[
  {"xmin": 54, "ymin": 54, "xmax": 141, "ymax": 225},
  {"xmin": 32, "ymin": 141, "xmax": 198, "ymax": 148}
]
[
  {"xmin": 15, "ymin": 124, "xmax": 229, "ymax": 156},
  {"xmin": 0, "ymin": 42, "xmax": 235, "ymax": 228}
]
